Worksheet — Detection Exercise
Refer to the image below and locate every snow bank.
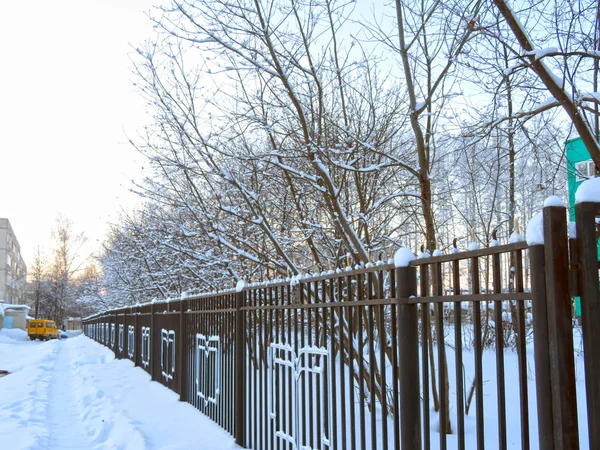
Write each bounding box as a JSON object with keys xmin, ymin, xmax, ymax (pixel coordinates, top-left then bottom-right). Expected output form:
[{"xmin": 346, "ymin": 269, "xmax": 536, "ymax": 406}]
[
  {"xmin": 526, "ymin": 212, "xmax": 544, "ymax": 245},
  {"xmin": 394, "ymin": 247, "xmax": 415, "ymax": 267},
  {"xmin": 575, "ymin": 177, "xmax": 600, "ymax": 204},
  {"xmin": 0, "ymin": 328, "xmax": 29, "ymax": 343}
]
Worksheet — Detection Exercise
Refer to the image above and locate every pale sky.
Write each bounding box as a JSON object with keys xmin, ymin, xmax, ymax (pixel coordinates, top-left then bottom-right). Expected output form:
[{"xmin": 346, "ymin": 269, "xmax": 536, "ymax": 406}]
[{"xmin": 0, "ymin": 0, "xmax": 162, "ymax": 268}]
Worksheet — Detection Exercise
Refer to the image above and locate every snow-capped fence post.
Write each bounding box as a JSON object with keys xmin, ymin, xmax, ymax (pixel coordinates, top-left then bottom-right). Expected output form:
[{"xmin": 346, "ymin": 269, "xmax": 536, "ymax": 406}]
[
  {"xmin": 575, "ymin": 194, "xmax": 600, "ymax": 449},
  {"xmin": 150, "ymin": 301, "xmax": 156, "ymax": 382},
  {"xmin": 178, "ymin": 298, "xmax": 187, "ymax": 402},
  {"xmin": 541, "ymin": 202, "xmax": 579, "ymax": 448},
  {"xmin": 234, "ymin": 284, "xmax": 246, "ymax": 447},
  {"xmin": 134, "ymin": 305, "xmax": 139, "ymax": 368},
  {"xmin": 113, "ymin": 310, "xmax": 118, "ymax": 358},
  {"xmin": 528, "ymin": 235, "xmax": 554, "ymax": 448},
  {"xmin": 395, "ymin": 249, "xmax": 421, "ymax": 450}
]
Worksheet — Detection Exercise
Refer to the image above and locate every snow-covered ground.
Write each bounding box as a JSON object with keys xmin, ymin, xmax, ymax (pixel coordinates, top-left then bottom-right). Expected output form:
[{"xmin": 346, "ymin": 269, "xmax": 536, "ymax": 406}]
[{"xmin": 0, "ymin": 329, "xmax": 239, "ymax": 450}]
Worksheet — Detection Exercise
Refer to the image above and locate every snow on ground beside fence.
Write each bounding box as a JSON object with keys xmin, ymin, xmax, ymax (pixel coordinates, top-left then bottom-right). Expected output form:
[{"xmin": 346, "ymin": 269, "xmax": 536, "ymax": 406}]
[{"xmin": 0, "ymin": 333, "xmax": 240, "ymax": 450}]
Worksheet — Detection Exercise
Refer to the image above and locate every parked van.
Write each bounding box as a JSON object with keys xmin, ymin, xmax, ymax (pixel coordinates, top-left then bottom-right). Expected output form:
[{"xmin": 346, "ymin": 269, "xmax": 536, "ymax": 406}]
[{"xmin": 27, "ymin": 320, "xmax": 59, "ymax": 341}]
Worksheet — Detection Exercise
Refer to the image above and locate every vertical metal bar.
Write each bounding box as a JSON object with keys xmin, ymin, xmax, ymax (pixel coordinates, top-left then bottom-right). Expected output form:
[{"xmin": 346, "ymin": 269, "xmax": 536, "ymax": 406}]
[
  {"xmin": 287, "ymin": 285, "xmax": 293, "ymax": 450},
  {"xmin": 322, "ymin": 278, "xmax": 329, "ymax": 450},
  {"xmin": 179, "ymin": 299, "xmax": 186, "ymax": 401},
  {"xmin": 330, "ymin": 278, "xmax": 338, "ymax": 450},
  {"xmin": 492, "ymin": 252, "xmax": 506, "ymax": 450},
  {"xmin": 421, "ymin": 264, "xmax": 431, "ymax": 450},
  {"xmin": 296, "ymin": 283, "xmax": 310, "ymax": 445},
  {"xmin": 367, "ymin": 272, "xmax": 377, "ymax": 450},
  {"xmin": 390, "ymin": 267, "xmax": 400, "ymax": 450},
  {"xmin": 114, "ymin": 310, "xmax": 118, "ymax": 357},
  {"xmin": 264, "ymin": 288, "xmax": 270, "ymax": 450},
  {"xmin": 453, "ymin": 259, "xmax": 465, "ymax": 450},
  {"xmin": 348, "ymin": 274, "xmax": 356, "ymax": 450},
  {"xmin": 151, "ymin": 302, "xmax": 156, "ymax": 382},
  {"xmin": 339, "ymin": 275, "xmax": 348, "ymax": 450},
  {"xmin": 134, "ymin": 305, "xmax": 139, "ymax": 368},
  {"xmin": 378, "ymin": 269, "xmax": 388, "ymax": 449},
  {"xmin": 397, "ymin": 264, "xmax": 421, "ymax": 450},
  {"xmin": 253, "ymin": 290, "xmax": 258, "ymax": 450},
  {"xmin": 357, "ymin": 273, "xmax": 366, "ymax": 450},
  {"xmin": 543, "ymin": 205, "xmax": 580, "ymax": 449},
  {"xmin": 576, "ymin": 201, "xmax": 600, "ymax": 449},
  {"xmin": 434, "ymin": 262, "xmax": 447, "ymax": 450},
  {"xmin": 307, "ymin": 281, "xmax": 313, "ymax": 448},
  {"xmin": 315, "ymin": 280, "xmax": 321, "ymax": 449},
  {"xmin": 514, "ymin": 249, "xmax": 530, "ymax": 450},
  {"xmin": 235, "ymin": 288, "xmax": 246, "ymax": 447},
  {"xmin": 471, "ymin": 256, "xmax": 484, "ymax": 450}
]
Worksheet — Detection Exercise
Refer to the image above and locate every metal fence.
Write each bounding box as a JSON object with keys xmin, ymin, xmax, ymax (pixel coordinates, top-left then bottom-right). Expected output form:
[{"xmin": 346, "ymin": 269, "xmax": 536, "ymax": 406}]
[{"xmin": 83, "ymin": 201, "xmax": 599, "ymax": 450}]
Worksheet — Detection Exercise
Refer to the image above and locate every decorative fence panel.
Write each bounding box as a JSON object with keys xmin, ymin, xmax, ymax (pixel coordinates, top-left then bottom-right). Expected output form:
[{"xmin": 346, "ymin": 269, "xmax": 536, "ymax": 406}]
[{"xmin": 83, "ymin": 201, "xmax": 599, "ymax": 450}]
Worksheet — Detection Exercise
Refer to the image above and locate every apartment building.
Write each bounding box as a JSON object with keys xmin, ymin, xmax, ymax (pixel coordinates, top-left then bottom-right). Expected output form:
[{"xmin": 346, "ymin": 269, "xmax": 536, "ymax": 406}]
[{"xmin": 0, "ymin": 219, "xmax": 27, "ymax": 304}]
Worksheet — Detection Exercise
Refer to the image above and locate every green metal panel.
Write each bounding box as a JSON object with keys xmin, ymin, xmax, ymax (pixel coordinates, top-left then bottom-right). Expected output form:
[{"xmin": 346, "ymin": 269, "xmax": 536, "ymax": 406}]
[{"xmin": 566, "ymin": 137, "xmax": 600, "ymax": 317}]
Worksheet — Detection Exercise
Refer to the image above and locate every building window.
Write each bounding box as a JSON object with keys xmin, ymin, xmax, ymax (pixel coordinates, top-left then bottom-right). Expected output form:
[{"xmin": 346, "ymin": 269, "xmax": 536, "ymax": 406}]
[{"xmin": 576, "ymin": 159, "xmax": 596, "ymax": 181}]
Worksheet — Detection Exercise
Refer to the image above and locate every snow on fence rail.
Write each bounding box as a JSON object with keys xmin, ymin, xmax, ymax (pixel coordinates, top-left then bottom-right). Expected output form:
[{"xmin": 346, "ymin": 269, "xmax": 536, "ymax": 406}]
[{"xmin": 83, "ymin": 201, "xmax": 600, "ymax": 450}]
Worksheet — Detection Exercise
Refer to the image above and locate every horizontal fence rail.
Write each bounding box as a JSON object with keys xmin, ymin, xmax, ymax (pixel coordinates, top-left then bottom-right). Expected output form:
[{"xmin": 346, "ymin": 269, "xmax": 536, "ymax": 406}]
[{"xmin": 84, "ymin": 202, "xmax": 598, "ymax": 450}]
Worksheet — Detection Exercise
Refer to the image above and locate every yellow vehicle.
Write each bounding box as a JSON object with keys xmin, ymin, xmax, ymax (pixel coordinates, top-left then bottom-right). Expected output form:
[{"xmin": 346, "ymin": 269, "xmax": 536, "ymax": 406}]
[{"xmin": 28, "ymin": 320, "xmax": 59, "ymax": 341}]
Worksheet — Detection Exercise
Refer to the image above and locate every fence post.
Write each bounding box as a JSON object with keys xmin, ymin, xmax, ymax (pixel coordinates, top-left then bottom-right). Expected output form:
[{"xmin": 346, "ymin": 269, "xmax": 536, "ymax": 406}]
[
  {"xmin": 530, "ymin": 243, "xmax": 554, "ymax": 448},
  {"xmin": 151, "ymin": 302, "xmax": 156, "ymax": 382},
  {"xmin": 134, "ymin": 305, "xmax": 139, "ymax": 367},
  {"xmin": 124, "ymin": 309, "xmax": 128, "ymax": 360},
  {"xmin": 543, "ymin": 204, "xmax": 579, "ymax": 448},
  {"xmin": 575, "ymin": 201, "xmax": 600, "ymax": 448},
  {"xmin": 234, "ymin": 288, "xmax": 246, "ymax": 447},
  {"xmin": 114, "ymin": 310, "xmax": 118, "ymax": 358},
  {"xmin": 179, "ymin": 298, "xmax": 187, "ymax": 402},
  {"xmin": 396, "ymin": 264, "xmax": 421, "ymax": 450}
]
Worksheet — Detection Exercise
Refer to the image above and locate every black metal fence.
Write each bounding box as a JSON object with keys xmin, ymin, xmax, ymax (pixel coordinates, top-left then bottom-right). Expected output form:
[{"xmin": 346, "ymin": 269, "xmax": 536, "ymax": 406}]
[{"xmin": 83, "ymin": 201, "xmax": 599, "ymax": 449}]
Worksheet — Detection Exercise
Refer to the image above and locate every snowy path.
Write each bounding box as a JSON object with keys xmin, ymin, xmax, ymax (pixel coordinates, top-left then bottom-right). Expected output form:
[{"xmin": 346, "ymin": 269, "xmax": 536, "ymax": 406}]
[
  {"xmin": 47, "ymin": 343, "xmax": 93, "ymax": 449},
  {"xmin": 0, "ymin": 330, "xmax": 240, "ymax": 450}
]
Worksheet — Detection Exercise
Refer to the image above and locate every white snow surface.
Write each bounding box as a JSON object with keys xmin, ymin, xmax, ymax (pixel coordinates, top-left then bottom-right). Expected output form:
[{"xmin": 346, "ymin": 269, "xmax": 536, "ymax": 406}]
[
  {"xmin": 575, "ymin": 177, "xmax": 600, "ymax": 204},
  {"xmin": 543, "ymin": 195, "xmax": 565, "ymax": 207},
  {"xmin": 394, "ymin": 247, "xmax": 416, "ymax": 267},
  {"xmin": 526, "ymin": 212, "xmax": 544, "ymax": 245},
  {"xmin": 0, "ymin": 332, "xmax": 239, "ymax": 450},
  {"xmin": 467, "ymin": 241, "xmax": 479, "ymax": 251},
  {"xmin": 235, "ymin": 279, "xmax": 246, "ymax": 292},
  {"xmin": 508, "ymin": 232, "xmax": 524, "ymax": 243},
  {"xmin": 568, "ymin": 221, "xmax": 577, "ymax": 238}
]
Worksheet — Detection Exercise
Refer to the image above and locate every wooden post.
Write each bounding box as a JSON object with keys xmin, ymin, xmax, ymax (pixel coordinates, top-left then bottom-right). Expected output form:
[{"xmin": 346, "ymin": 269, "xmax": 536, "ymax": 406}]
[
  {"xmin": 576, "ymin": 201, "xmax": 600, "ymax": 448},
  {"xmin": 234, "ymin": 288, "xmax": 246, "ymax": 447},
  {"xmin": 530, "ymin": 243, "xmax": 554, "ymax": 448},
  {"xmin": 134, "ymin": 305, "xmax": 139, "ymax": 367},
  {"xmin": 150, "ymin": 302, "xmax": 156, "ymax": 382},
  {"xmin": 113, "ymin": 310, "xmax": 118, "ymax": 358},
  {"xmin": 179, "ymin": 299, "xmax": 187, "ymax": 402},
  {"xmin": 397, "ymin": 265, "xmax": 421, "ymax": 450},
  {"xmin": 543, "ymin": 204, "xmax": 579, "ymax": 448}
]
